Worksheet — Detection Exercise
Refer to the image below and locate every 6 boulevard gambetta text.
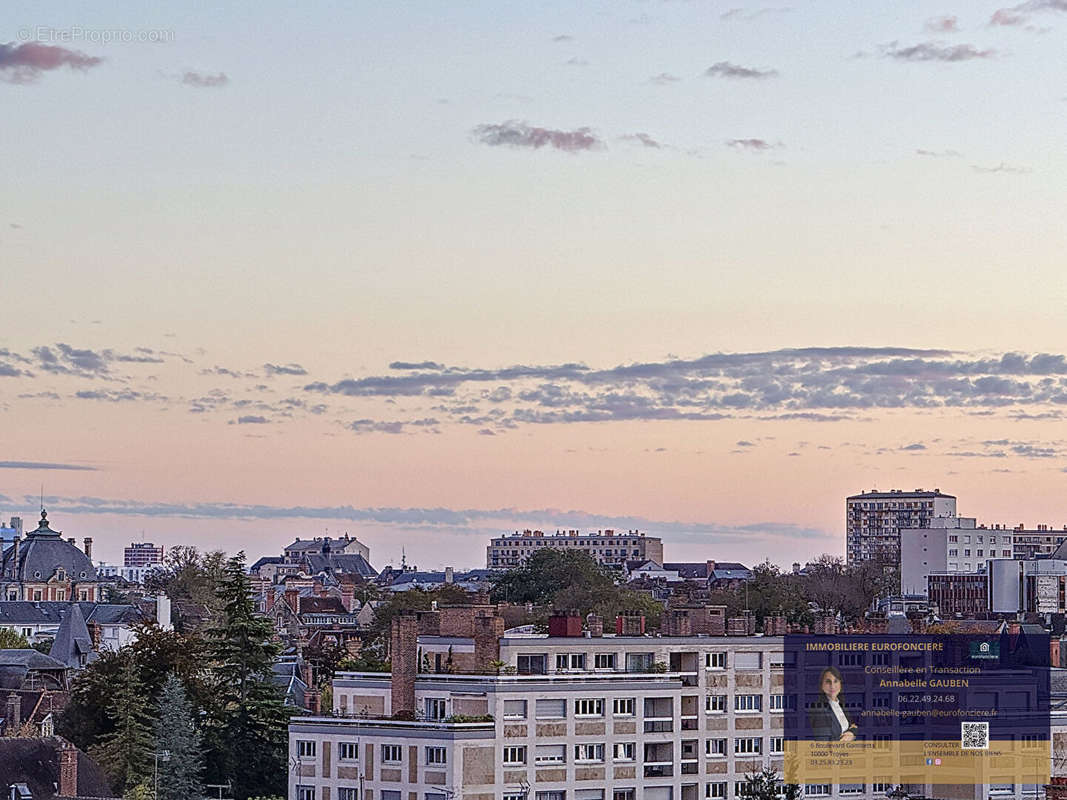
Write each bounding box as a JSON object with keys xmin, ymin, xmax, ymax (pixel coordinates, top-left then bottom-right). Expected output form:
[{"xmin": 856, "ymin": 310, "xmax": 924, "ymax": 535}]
[{"xmin": 782, "ymin": 633, "xmax": 1051, "ymax": 787}]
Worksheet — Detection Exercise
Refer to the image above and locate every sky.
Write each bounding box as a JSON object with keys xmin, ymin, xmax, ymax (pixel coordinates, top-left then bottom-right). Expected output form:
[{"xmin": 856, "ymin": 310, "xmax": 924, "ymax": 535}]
[{"xmin": 3, "ymin": 0, "xmax": 1067, "ymax": 571}]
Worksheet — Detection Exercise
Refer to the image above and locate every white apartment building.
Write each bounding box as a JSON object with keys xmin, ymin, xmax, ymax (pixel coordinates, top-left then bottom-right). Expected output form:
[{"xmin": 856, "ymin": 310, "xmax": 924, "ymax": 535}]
[
  {"xmin": 487, "ymin": 530, "xmax": 663, "ymax": 570},
  {"xmin": 846, "ymin": 489, "xmax": 956, "ymax": 567},
  {"xmin": 289, "ymin": 632, "xmax": 1064, "ymax": 800},
  {"xmin": 902, "ymin": 521, "xmax": 1067, "ymax": 597}
]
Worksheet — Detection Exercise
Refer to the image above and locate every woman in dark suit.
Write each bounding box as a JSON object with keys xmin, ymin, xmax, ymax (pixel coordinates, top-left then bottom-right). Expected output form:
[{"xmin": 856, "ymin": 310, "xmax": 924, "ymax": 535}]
[{"xmin": 808, "ymin": 666, "xmax": 858, "ymax": 741}]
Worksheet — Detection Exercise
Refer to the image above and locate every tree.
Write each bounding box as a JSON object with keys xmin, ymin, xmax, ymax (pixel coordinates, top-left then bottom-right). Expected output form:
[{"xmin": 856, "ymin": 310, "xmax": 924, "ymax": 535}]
[
  {"xmin": 89, "ymin": 653, "xmax": 155, "ymax": 793},
  {"xmin": 0, "ymin": 628, "xmax": 30, "ymax": 648},
  {"xmin": 203, "ymin": 552, "xmax": 291, "ymax": 800},
  {"xmin": 738, "ymin": 768, "xmax": 800, "ymax": 800},
  {"xmin": 155, "ymin": 673, "xmax": 204, "ymax": 800},
  {"xmin": 143, "ymin": 546, "xmax": 228, "ymax": 623}
]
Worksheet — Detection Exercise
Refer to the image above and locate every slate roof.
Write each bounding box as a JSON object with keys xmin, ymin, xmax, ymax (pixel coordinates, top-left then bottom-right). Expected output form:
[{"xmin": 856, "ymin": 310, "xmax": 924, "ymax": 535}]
[
  {"xmin": 0, "ymin": 601, "xmax": 142, "ymax": 626},
  {"xmin": 298, "ymin": 596, "xmax": 346, "ymax": 614},
  {"xmin": 49, "ymin": 604, "xmax": 98, "ymax": 670},
  {"xmin": 0, "ymin": 511, "xmax": 96, "ymax": 584},
  {"xmin": 250, "ymin": 556, "xmax": 284, "ymax": 572},
  {"xmin": 304, "ymin": 553, "xmax": 377, "ymax": 579},
  {"xmin": 0, "ymin": 650, "xmax": 68, "ymax": 670},
  {"xmin": 0, "ymin": 738, "xmax": 117, "ymax": 799}
]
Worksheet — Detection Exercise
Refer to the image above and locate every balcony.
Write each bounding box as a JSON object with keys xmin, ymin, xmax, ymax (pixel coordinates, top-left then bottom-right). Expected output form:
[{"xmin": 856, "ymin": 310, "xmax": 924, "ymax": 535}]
[
  {"xmin": 644, "ymin": 763, "xmax": 674, "ymax": 778},
  {"xmin": 644, "ymin": 718, "xmax": 674, "ymax": 733}
]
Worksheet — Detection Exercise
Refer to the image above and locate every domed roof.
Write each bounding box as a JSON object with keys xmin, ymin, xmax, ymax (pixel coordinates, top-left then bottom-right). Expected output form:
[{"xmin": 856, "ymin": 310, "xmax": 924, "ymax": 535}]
[{"xmin": 1, "ymin": 510, "xmax": 97, "ymax": 583}]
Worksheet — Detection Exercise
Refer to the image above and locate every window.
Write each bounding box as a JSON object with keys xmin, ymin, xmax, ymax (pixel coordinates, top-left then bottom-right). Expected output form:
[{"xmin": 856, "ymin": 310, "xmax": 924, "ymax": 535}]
[
  {"xmin": 381, "ymin": 744, "xmax": 402, "ymax": 764},
  {"xmin": 535, "ymin": 698, "xmax": 566, "ymax": 719},
  {"xmin": 838, "ymin": 653, "xmax": 863, "ymax": 666},
  {"xmin": 503, "ymin": 746, "xmax": 527, "ymax": 765},
  {"xmin": 804, "ymin": 787, "xmax": 830, "ymax": 797},
  {"xmin": 297, "ymin": 788, "xmax": 315, "ymax": 800},
  {"xmin": 734, "ymin": 652, "xmax": 761, "ymax": 670},
  {"xmin": 595, "ymin": 653, "xmax": 616, "ymax": 669},
  {"xmin": 1003, "ymin": 550, "xmax": 1011, "ymax": 557},
  {"xmin": 705, "ymin": 652, "xmax": 726, "ymax": 670},
  {"xmin": 536, "ymin": 793, "xmax": 565, "ymax": 800},
  {"xmin": 614, "ymin": 791, "xmax": 635, "ymax": 800},
  {"xmin": 735, "ymin": 737, "xmax": 761, "ymax": 755},
  {"xmin": 734, "ymin": 694, "xmax": 761, "ymax": 712},
  {"xmin": 769, "ymin": 737, "xmax": 784, "ymax": 754},
  {"xmin": 948, "ymin": 535, "xmax": 958, "ymax": 543},
  {"xmin": 575, "ymin": 698, "xmax": 604, "ymax": 717},
  {"xmin": 614, "ymin": 742, "xmax": 635, "ymax": 761},
  {"xmin": 948, "ymin": 549, "xmax": 958, "ymax": 556},
  {"xmin": 872, "ymin": 784, "xmax": 894, "ymax": 793},
  {"xmin": 574, "ymin": 743, "xmax": 604, "ymax": 763},
  {"xmin": 535, "ymin": 744, "xmax": 566, "ymax": 765},
  {"xmin": 575, "ymin": 792, "xmax": 603, "ymax": 800},
  {"xmin": 706, "ymin": 694, "xmax": 726, "ymax": 713},
  {"xmin": 425, "ymin": 794, "xmax": 446, "ymax": 800},
  {"xmin": 840, "ymin": 785, "xmax": 865, "ymax": 795},
  {"xmin": 705, "ymin": 784, "xmax": 726, "ymax": 799},
  {"xmin": 425, "ymin": 746, "xmax": 447, "ymax": 765},
  {"xmin": 613, "ymin": 697, "xmax": 635, "ymax": 716},
  {"xmin": 769, "ymin": 694, "xmax": 785, "ymax": 712},
  {"xmin": 339, "ymin": 742, "xmax": 359, "ymax": 761},
  {"xmin": 338, "ymin": 790, "xmax": 358, "ymax": 800},
  {"xmin": 626, "ymin": 652, "xmax": 655, "ymax": 672},
  {"xmin": 381, "ymin": 793, "xmax": 401, "ymax": 800},
  {"xmin": 517, "ymin": 654, "xmax": 547, "ymax": 675},
  {"xmin": 425, "ymin": 697, "xmax": 447, "ymax": 721},
  {"xmin": 556, "ymin": 653, "xmax": 586, "ymax": 671},
  {"xmin": 706, "ymin": 738, "xmax": 726, "ymax": 757},
  {"xmin": 298, "ymin": 740, "xmax": 317, "ymax": 758},
  {"xmin": 503, "ymin": 699, "xmax": 527, "ymax": 719}
]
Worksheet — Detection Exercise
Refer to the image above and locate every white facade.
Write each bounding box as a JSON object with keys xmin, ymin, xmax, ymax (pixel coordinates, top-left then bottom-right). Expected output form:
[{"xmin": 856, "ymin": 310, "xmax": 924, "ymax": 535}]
[
  {"xmin": 95, "ymin": 562, "xmax": 162, "ymax": 584},
  {"xmin": 846, "ymin": 489, "xmax": 956, "ymax": 566},
  {"xmin": 487, "ymin": 530, "xmax": 663, "ymax": 570}
]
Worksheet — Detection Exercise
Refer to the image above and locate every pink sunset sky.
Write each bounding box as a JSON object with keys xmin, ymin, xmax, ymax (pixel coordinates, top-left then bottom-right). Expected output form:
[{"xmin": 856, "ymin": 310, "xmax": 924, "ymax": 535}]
[{"xmin": 4, "ymin": 0, "xmax": 1067, "ymax": 569}]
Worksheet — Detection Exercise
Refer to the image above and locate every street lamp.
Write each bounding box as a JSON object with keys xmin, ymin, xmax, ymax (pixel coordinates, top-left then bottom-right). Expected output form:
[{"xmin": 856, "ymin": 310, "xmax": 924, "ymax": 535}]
[{"xmin": 153, "ymin": 750, "xmax": 171, "ymax": 800}]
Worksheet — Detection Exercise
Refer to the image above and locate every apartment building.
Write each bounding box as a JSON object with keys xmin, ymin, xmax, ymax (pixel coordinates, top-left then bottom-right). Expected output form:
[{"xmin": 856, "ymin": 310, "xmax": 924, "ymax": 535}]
[
  {"xmin": 123, "ymin": 542, "xmax": 164, "ymax": 568},
  {"xmin": 487, "ymin": 530, "xmax": 663, "ymax": 570},
  {"xmin": 288, "ymin": 613, "xmax": 1062, "ymax": 800},
  {"xmin": 846, "ymin": 489, "xmax": 956, "ymax": 567}
]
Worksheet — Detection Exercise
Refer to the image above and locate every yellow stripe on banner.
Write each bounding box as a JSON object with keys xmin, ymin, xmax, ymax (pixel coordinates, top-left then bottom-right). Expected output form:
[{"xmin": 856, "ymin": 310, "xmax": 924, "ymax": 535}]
[{"xmin": 784, "ymin": 740, "xmax": 1050, "ymax": 785}]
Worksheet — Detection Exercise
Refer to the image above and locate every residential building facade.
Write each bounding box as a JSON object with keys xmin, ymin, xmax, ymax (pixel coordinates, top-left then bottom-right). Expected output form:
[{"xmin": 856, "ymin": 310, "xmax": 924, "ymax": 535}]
[
  {"xmin": 0, "ymin": 511, "xmax": 98, "ymax": 603},
  {"xmin": 846, "ymin": 489, "xmax": 956, "ymax": 567},
  {"xmin": 123, "ymin": 541, "xmax": 164, "ymax": 568},
  {"xmin": 487, "ymin": 530, "xmax": 663, "ymax": 570}
]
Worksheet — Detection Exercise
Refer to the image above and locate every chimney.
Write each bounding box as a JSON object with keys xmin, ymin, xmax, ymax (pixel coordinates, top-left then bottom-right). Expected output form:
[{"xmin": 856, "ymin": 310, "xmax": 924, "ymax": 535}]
[
  {"xmin": 58, "ymin": 739, "xmax": 79, "ymax": 797},
  {"xmin": 473, "ymin": 615, "xmax": 505, "ymax": 672},
  {"xmin": 11, "ymin": 535, "xmax": 19, "ymax": 580},
  {"xmin": 615, "ymin": 615, "xmax": 646, "ymax": 636},
  {"xmin": 67, "ymin": 537, "xmax": 76, "ymax": 546},
  {"xmin": 156, "ymin": 594, "xmax": 173, "ymax": 631},
  {"xmin": 586, "ymin": 613, "xmax": 604, "ymax": 637},
  {"xmin": 706, "ymin": 559, "xmax": 716, "ymax": 576},
  {"xmin": 86, "ymin": 622, "xmax": 102, "ymax": 650},
  {"xmin": 83, "ymin": 538, "xmax": 92, "ymax": 559},
  {"xmin": 285, "ymin": 588, "xmax": 300, "ymax": 614},
  {"xmin": 548, "ymin": 612, "xmax": 583, "ymax": 638},
  {"xmin": 727, "ymin": 617, "xmax": 749, "ymax": 636},
  {"xmin": 444, "ymin": 566, "xmax": 454, "ymax": 584},
  {"xmin": 390, "ymin": 614, "xmax": 418, "ymax": 718},
  {"xmin": 665, "ymin": 609, "xmax": 692, "ymax": 637},
  {"xmin": 340, "ymin": 583, "xmax": 356, "ymax": 612},
  {"xmin": 6, "ymin": 692, "xmax": 21, "ymax": 731}
]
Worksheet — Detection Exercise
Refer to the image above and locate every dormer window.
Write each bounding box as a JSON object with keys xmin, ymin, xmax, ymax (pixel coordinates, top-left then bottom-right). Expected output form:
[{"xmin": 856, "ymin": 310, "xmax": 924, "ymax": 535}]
[{"xmin": 56, "ymin": 569, "xmax": 66, "ymax": 582}]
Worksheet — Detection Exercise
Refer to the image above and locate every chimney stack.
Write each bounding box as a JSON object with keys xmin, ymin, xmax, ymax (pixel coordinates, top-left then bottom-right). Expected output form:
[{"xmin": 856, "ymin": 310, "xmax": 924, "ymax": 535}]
[
  {"xmin": 473, "ymin": 615, "xmax": 505, "ymax": 672},
  {"xmin": 58, "ymin": 739, "xmax": 79, "ymax": 797},
  {"xmin": 390, "ymin": 614, "xmax": 418, "ymax": 718},
  {"xmin": 285, "ymin": 588, "xmax": 300, "ymax": 614},
  {"xmin": 83, "ymin": 537, "xmax": 93, "ymax": 559},
  {"xmin": 586, "ymin": 613, "xmax": 604, "ymax": 637},
  {"xmin": 6, "ymin": 692, "xmax": 21, "ymax": 731},
  {"xmin": 444, "ymin": 566, "xmax": 454, "ymax": 584}
]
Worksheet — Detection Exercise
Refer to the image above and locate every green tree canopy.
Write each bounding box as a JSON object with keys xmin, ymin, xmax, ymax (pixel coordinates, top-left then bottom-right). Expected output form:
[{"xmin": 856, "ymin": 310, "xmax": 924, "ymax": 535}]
[
  {"xmin": 89, "ymin": 653, "xmax": 155, "ymax": 794},
  {"xmin": 155, "ymin": 673, "xmax": 205, "ymax": 800}
]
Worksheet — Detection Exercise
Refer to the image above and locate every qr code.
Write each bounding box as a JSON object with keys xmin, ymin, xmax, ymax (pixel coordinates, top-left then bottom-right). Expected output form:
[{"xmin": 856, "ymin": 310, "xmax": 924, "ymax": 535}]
[{"xmin": 962, "ymin": 721, "xmax": 989, "ymax": 749}]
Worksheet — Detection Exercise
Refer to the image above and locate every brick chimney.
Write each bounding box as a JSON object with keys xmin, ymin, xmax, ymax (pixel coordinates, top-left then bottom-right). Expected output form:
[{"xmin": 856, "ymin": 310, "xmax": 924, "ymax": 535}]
[
  {"xmin": 58, "ymin": 739, "xmax": 79, "ymax": 797},
  {"xmin": 726, "ymin": 616, "xmax": 749, "ymax": 636},
  {"xmin": 473, "ymin": 615, "xmax": 505, "ymax": 672},
  {"xmin": 82, "ymin": 537, "xmax": 92, "ymax": 559},
  {"xmin": 285, "ymin": 588, "xmax": 300, "ymax": 614},
  {"xmin": 390, "ymin": 614, "xmax": 418, "ymax": 718},
  {"xmin": 615, "ymin": 615, "xmax": 646, "ymax": 636},
  {"xmin": 86, "ymin": 621, "xmax": 102, "ymax": 650},
  {"xmin": 665, "ymin": 609, "xmax": 692, "ymax": 637},
  {"xmin": 6, "ymin": 692, "xmax": 21, "ymax": 731},
  {"xmin": 548, "ymin": 612, "xmax": 583, "ymax": 637},
  {"xmin": 340, "ymin": 583, "xmax": 356, "ymax": 612}
]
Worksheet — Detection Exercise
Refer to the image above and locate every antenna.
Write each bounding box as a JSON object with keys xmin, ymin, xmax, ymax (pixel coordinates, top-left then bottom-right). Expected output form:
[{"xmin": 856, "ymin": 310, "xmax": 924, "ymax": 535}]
[{"xmin": 40, "ymin": 484, "xmax": 44, "ymax": 512}]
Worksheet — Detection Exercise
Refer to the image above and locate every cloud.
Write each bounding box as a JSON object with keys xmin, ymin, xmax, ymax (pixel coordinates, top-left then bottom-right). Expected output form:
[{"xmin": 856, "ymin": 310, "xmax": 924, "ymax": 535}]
[
  {"xmin": 30, "ymin": 494, "xmax": 835, "ymax": 543},
  {"xmin": 29, "ymin": 343, "xmax": 166, "ymax": 377},
  {"xmin": 349, "ymin": 417, "xmax": 439, "ymax": 434},
  {"xmin": 736, "ymin": 440, "xmax": 755, "ymax": 447},
  {"xmin": 390, "ymin": 361, "xmax": 445, "ymax": 371},
  {"xmin": 552, "ymin": 34, "xmax": 575, "ymax": 42},
  {"xmin": 263, "ymin": 362, "xmax": 308, "ymax": 376},
  {"xmin": 0, "ymin": 461, "xmax": 96, "ymax": 471},
  {"xmin": 621, "ymin": 133, "xmax": 663, "ymax": 148},
  {"xmin": 925, "ymin": 15, "xmax": 961, "ymax": 33},
  {"xmin": 472, "ymin": 121, "xmax": 603, "ymax": 152},
  {"xmin": 650, "ymin": 73, "xmax": 681, "ymax": 85},
  {"xmin": 916, "ymin": 148, "xmax": 963, "ymax": 158},
  {"xmin": 721, "ymin": 7, "xmax": 792, "ymax": 20},
  {"xmin": 901, "ymin": 443, "xmax": 927, "ymax": 450},
  {"xmin": 181, "ymin": 70, "xmax": 229, "ymax": 88},
  {"xmin": 972, "ymin": 162, "xmax": 1032, "ymax": 174},
  {"xmin": 726, "ymin": 138, "xmax": 779, "ymax": 151},
  {"xmin": 0, "ymin": 42, "xmax": 102, "ymax": 84},
  {"xmin": 990, "ymin": 0, "xmax": 1067, "ymax": 26},
  {"xmin": 705, "ymin": 61, "xmax": 779, "ymax": 79},
  {"xmin": 236, "ymin": 415, "xmax": 270, "ymax": 424},
  {"xmin": 564, "ymin": 57, "xmax": 589, "ymax": 67},
  {"xmin": 880, "ymin": 41, "xmax": 996, "ymax": 62}
]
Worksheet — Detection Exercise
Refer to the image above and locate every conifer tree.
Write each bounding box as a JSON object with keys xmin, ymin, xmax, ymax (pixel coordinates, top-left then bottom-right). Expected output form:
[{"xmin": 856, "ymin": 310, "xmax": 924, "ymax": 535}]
[
  {"xmin": 155, "ymin": 673, "xmax": 205, "ymax": 800},
  {"xmin": 90, "ymin": 653, "xmax": 155, "ymax": 793},
  {"xmin": 204, "ymin": 552, "xmax": 291, "ymax": 800}
]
